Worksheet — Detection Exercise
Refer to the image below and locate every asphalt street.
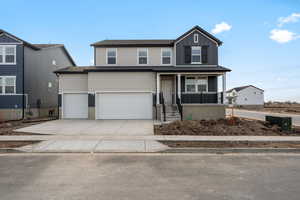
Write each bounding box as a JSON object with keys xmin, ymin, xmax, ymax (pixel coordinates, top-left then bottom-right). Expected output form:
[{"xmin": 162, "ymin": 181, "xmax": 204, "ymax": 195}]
[{"xmin": 0, "ymin": 153, "xmax": 300, "ymax": 200}]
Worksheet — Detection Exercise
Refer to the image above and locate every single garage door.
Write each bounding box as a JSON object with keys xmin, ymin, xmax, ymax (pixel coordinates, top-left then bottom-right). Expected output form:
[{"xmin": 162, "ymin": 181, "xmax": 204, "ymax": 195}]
[
  {"xmin": 63, "ymin": 93, "xmax": 88, "ymax": 119},
  {"xmin": 96, "ymin": 92, "xmax": 152, "ymax": 119}
]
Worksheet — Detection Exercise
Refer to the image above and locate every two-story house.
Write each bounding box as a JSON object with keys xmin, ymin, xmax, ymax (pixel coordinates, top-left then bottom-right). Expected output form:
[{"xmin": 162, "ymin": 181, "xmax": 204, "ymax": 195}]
[
  {"xmin": 227, "ymin": 85, "xmax": 265, "ymax": 108},
  {"xmin": 55, "ymin": 26, "xmax": 231, "ymax": 121},
  {"xmin": 0, "ymin": 29, "xmax": 76, "ymax": 121}
]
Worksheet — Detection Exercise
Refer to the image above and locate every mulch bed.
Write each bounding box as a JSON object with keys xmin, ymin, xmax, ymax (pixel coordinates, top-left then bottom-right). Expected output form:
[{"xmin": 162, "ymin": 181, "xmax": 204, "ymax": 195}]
[
  {"xmin": 0, "ymin": 141, "xmax": 40, "ymax": 148},
  {"xmin": 160, "ymin": 141, "xmax": 300, "ymax": 148},
  {"xmin": 154, "ymin": 118, "xmax": 300, "ymax": 136}
]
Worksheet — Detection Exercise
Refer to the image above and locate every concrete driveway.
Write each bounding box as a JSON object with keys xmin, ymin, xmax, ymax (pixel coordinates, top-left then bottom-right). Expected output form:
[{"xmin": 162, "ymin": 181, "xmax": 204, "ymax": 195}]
[{"xmin": 16, "ymin": 120, "xmax": 154, "ymax": 136}]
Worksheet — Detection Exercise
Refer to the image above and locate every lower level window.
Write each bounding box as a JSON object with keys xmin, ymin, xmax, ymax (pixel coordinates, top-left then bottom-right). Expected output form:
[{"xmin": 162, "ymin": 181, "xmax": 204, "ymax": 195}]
[
  {"xmin": 0, "ymin": 76, "xmax": 16, "ymax": 94},
  {"xmin": 185, "ymin": 76, "xmax": 207, "ymax": 93}
]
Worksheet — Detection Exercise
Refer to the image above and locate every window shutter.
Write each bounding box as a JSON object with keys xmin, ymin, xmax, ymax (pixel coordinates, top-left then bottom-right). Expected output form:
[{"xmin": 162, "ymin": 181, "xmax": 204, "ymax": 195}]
[
  {"xmin": 184, "ymin": 46, "xmax": 191, "ymax": 64},
  {"xmin": 201, "ymin": 46, "xmax": 208, "ymax": 64}
]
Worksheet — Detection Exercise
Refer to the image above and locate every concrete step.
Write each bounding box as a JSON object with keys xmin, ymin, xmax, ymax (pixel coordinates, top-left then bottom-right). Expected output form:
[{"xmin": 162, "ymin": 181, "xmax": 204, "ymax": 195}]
[{"xmin": 166, "ymin": 113, "xmax": 181, "ymax": 116}]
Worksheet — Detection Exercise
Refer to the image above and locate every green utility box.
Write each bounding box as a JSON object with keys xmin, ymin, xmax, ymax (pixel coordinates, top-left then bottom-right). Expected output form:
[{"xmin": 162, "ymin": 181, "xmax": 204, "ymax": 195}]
[{"xmin": 265, "ymin": 116, "xmax": 292, "ymax": 132}]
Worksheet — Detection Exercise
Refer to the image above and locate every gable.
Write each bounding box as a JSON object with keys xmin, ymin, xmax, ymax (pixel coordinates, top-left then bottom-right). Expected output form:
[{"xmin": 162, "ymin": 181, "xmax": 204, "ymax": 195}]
[
  {"xmin": 176, "ymin": 29, "xmax": 218, "ymax": 46},
  {"xmin": 0, "ymin": 33, "xmax": 22, "ymax": 44},
  {"xmin": 175, "ymin": 26, "xmax": 222, "ymax": 46},
  {"xmin": 175, "ymin": 29, "xmax": 219, "ymax": 65}
]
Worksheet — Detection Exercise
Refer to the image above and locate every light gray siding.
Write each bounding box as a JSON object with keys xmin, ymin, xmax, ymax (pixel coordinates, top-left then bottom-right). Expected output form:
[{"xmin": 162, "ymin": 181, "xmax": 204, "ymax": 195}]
[
  {"xmin": 24, "ymin": 46, "xmax": 74, "ymax": 108},
  {"xmin": 88, "ymin": 72, "xmax": 156, "ymax": 92},
  {"xmin": 58, "ymin": 74, "xmax": 88, "ymax": 93},
  {"xmin": 95, "ymin": 47, "xmax": 175, "ymax": 66},
  {"xmin": 176, "ymin": 30, "xmax": 218, "ymax": 65}
]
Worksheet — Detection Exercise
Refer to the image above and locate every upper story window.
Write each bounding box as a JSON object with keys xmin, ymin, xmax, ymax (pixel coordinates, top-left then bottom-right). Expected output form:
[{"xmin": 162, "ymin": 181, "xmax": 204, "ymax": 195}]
[
  {"xmin": 194, "ymin": 34, "xmax": 199, "ymax": 43},
  {"xmin": 106, "ymin": 48, "xmax": 117, "ymax": 64},
  {"xmin": 0, "ymin": 45, "xmax": 16, "ymax": 65},
  {"xmin": 138, "ymin": 48, "xmax": 148, "ymax": 65},
  {"xmin": 191, "ymin": 46, "xmax": 201, "ymax": 64},
  {"xmin": 161, "ymin": 48, "xmax": 172, "ymax": 65},
  {"xmin": 185, "ymin": 76, "xmax": 207, "ymax": 93},
  {"xmin": 0, "ymin": 76, "xmax": 16, "ymax": 94}
]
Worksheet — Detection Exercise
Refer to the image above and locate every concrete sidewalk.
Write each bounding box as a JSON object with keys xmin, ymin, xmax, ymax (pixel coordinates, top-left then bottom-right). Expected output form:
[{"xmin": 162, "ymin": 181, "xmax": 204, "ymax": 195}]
[
  {"xmin": 2, "ymin": 135, "xmax": 300, "ymax": 142},
  {"xmin": 18, "ymin": 140, "xmax": 169, "ymax": 153}
]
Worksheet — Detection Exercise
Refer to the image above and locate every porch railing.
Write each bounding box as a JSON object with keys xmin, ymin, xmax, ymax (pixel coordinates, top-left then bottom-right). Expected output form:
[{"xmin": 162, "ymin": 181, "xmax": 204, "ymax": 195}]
[
  {"xmin": 218, "ymin": 92, "xmax": 224, "ymax": 104},
  {"xmin": 181, "ymin": 92, "xmax": 219, "ymax": 104},
  {"xmin": 159, "ymin": 92, "xmax": 166, "ymax": 121}
]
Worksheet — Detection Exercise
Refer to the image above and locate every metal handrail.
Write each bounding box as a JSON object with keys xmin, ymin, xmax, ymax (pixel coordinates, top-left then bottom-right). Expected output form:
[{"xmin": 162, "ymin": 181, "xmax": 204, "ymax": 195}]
[
  {"xmin": 159, "ymin": 92, "xmax": 166, "ymax": 122},
  {"xmin": 176, "ymin": 94, "xmax": 183, "ymax": 120}
]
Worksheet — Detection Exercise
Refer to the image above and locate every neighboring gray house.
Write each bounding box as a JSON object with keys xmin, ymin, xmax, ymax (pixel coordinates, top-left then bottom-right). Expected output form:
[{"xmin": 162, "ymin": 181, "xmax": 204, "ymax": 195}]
[
  {"xmin": 0, "ymin": 29, "xmax": 75, "ymax": 121},
  {"xmin": 55, "ymin": 26, "xmax": 231, "ymax": 121}
]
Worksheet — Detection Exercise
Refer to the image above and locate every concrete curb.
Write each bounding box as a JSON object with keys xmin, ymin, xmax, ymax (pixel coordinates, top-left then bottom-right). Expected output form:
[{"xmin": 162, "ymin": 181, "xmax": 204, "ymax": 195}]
[
  {"xmin": 2, "ymin": 135, "xmax": 300, "ymax": 142},
  {"xmin": 1, "ymin": 147, "xmax": 300, "ymax": 154},
  {"xmin": 162, "ymin": 148, "xmax": 300, "ymax": 154}
]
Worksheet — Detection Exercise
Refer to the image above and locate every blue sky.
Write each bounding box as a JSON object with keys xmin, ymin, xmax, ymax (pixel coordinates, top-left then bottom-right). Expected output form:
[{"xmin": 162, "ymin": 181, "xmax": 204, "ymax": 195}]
[{"xmin": 1, "ymin": 0, "xmax": 300, "ymax": 102}]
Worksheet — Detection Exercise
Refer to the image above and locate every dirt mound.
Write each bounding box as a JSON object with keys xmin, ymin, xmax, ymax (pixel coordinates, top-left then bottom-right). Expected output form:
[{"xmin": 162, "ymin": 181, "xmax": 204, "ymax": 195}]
[{"xmin": 155, "ymin": 118, "xmax": 299, "ymax": 136}]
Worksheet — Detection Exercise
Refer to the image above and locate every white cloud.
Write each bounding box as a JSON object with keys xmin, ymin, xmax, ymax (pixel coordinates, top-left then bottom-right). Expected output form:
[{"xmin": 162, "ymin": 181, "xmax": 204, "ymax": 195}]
[
  {"xmin": 270, "ymin": 29, "xmax": 300, "ymax": 43},
  {"xmin": 211, "ymin": 22, "xmax": 232, "ymax": 34},
  {"xmin": 278, "ymin": 13, "xmax": 300, "ymax": 27}
]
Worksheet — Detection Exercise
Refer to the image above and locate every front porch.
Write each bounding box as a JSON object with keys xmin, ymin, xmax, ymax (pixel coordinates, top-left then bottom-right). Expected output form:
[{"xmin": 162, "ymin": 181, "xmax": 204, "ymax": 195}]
[
  {"xmin": 156, "ymin": 72, "xmax": 226, "ymax": 105},
  {"xmin": 155, "ymin": 72, "xmax": 227, "ymax": 121}
]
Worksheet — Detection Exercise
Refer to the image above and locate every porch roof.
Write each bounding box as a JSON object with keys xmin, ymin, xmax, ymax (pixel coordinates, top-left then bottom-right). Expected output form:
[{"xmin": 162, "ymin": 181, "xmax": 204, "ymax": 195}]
[{"xmin": 54, "ymin": 65, "xmax": 231, "ymax": 74}]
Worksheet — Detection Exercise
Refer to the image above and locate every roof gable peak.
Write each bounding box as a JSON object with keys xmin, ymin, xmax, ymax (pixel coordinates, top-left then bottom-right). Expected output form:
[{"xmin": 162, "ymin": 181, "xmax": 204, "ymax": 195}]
[{"xmin": 175, "ymin": 25, "xmax": 223, "ymax": 46}]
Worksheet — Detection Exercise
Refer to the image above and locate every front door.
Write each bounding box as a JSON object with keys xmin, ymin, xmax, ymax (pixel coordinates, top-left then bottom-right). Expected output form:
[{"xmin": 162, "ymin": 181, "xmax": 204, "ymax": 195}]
[{"xmin": 161, "ymin": 79, "xmax": 173, "ymax": 105}]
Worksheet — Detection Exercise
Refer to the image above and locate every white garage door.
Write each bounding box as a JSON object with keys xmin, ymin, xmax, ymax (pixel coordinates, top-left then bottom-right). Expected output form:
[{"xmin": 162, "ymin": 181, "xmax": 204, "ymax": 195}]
[
  {"xmin": 97, "ymin": 92, "xmax": 152, "ymax": 119},
  {"xmin": 63, "ymin": 93, "xmax": 88, "ymax": 119}
]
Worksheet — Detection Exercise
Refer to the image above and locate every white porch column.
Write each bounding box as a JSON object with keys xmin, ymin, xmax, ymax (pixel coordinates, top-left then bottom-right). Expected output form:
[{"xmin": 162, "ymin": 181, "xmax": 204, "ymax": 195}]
[
  {"xmin": 177, "ymin": 74, "xmax": 181, "ymax": 99},
  {"xmin": 156, "ymin": 73, "xmax": 160, "ymax": 104},
  {"xmin": 222, "ymin": 73, "xmax": 226, "ymax": 104}
]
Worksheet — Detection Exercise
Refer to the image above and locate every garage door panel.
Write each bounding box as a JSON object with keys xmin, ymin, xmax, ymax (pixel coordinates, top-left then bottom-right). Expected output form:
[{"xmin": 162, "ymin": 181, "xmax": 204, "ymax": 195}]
[
  {"xmin": 63, "ymin": 93, "xmax": 88, "ymax": 119},
  {"xmin": 97, "ymin": 93, "xmax": 152, "ymax": 119}
]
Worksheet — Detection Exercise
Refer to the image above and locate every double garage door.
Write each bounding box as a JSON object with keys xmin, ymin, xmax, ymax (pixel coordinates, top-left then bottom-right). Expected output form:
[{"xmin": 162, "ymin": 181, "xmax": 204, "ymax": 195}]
[{"xmin": 63, "ymin": 92, "xmax": 152, "ymax": 119}]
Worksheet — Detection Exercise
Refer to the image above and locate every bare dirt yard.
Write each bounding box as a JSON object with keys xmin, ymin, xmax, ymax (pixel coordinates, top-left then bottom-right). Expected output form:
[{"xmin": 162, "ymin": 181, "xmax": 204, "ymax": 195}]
[
  {"xmin": 0, "ymin": 118, "xmax": 52, "ymax": 135},
  {"xmin": 154, "ymin": 118, "xmax": 300, "ymax": 136}
]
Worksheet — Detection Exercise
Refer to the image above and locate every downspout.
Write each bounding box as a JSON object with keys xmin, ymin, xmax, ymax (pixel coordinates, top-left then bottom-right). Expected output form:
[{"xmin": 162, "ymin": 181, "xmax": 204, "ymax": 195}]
[
  {"xmin": 22, "ymin": 46, "xmax": 25, "ymax": 120},
  {"xmin": 56, "ymin": 73, "xmax": 59, "ymax": 119}
]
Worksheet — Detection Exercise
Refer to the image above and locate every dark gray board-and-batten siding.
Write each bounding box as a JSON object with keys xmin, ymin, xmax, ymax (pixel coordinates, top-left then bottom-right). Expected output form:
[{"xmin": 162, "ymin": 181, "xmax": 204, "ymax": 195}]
[
  {"xmin": 0, "ymin": 34, "xmax": 24, "ymax": 109},
  {"xmin": 176, "ymin": 30, "xmax": 218, "ymax": 66}
]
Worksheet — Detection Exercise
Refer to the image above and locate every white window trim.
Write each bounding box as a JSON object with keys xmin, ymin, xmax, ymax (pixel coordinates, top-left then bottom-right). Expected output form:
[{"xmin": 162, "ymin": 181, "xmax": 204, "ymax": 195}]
[
  {"xmin": 161, "ymin": 48, "xmax": 172, "ymax": 65},
  {"xmin": 0, "ymin": 76, "xmax": 16, "ymax": 94},
  {"xmin": 185, "ymin": 76, "xmax": 208, "ymax": 93},
  {"xmin": 0, "ymin": 45, "xmax": 17, "ymax": 65},
  {"xmin": 194, "ymin": 34, "xmax": 199, "ymax": 43},
  {"xmin": 137, "ymin": 48, "xmax": 148, "ymax": 65},
  {"xmin": 106, "ymin": 48, "xmax": 117, "ymax": 65},
  {"xmin": 191, "ymin": 46, "xmax": 202, "ymax": 64}
]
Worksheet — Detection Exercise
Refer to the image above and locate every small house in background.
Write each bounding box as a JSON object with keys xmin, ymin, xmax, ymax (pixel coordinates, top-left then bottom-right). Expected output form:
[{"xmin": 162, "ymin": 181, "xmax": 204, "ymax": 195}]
[{"xmin": 226, "ymin": 85, "xmax": 264, "ymax": 109}]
